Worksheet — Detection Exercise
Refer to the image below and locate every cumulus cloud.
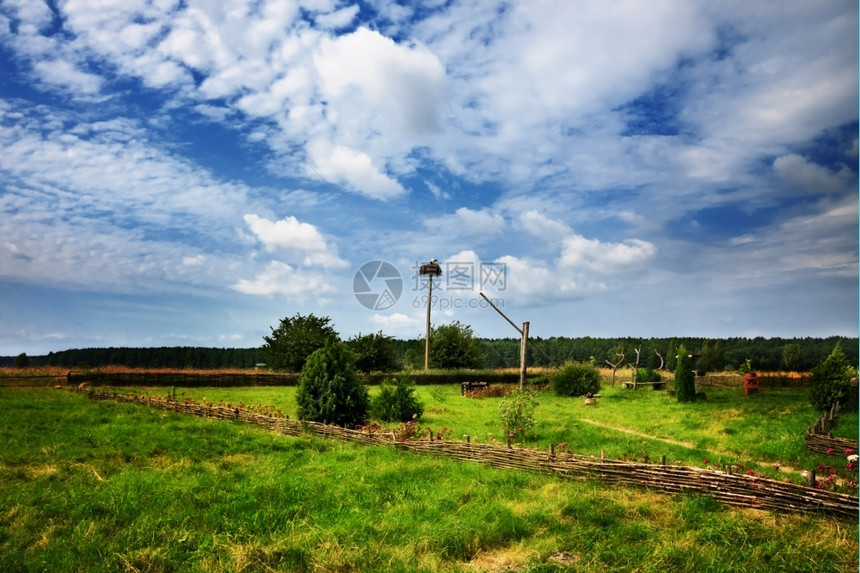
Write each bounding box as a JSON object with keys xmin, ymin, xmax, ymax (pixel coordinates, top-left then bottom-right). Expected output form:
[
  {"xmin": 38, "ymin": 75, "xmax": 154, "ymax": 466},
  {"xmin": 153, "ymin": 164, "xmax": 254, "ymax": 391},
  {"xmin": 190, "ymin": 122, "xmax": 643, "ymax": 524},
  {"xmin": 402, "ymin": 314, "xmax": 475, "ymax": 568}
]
[
  {"xmin": 306, "ymin": 140, "xmax": 405, "ymax": 199},
  {"xmin": 315, "ymin": 26, "xmax": 446, "ymax": 137},
  {"xmin": 243, "ymin": 214, "xmax": 328, "ymax": 252},
  {"xmin": 242, "ymin": 213, "xmax": 348, "ymax": 269},
  {"xmin": 232, "ymin": 260, "xmax": 336, "ymax": 298},
  {"xmin": 773, "ymin": 154, "xmax": 854, "ymax": 194}
]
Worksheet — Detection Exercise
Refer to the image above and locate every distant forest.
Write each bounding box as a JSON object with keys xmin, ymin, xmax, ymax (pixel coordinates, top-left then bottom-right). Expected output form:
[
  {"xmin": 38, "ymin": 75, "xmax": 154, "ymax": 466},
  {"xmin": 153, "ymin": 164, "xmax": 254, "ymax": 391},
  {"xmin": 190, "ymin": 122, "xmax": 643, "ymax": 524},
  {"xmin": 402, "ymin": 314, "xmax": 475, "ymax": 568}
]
[{"xmin": 3, "ymin": 336, "xmax": 856, "ymax": 373}]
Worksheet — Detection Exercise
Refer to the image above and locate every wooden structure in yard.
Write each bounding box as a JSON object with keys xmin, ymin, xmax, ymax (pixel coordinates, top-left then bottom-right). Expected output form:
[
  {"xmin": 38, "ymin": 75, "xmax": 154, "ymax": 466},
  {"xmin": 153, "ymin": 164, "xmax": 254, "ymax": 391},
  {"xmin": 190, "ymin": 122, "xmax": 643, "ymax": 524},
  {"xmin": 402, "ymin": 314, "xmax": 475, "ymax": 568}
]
[{"xmin": 743, "ymin": 372, "xmax": 761, "ymax": 395}]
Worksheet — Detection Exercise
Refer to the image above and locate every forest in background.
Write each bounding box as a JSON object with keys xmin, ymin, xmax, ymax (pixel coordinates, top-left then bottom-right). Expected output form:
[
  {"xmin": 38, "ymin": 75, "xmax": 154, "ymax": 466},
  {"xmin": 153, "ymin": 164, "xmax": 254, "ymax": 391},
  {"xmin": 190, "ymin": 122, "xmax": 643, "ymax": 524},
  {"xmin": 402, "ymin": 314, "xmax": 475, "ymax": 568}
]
[{"xmin": 2, "ymin": 335, "xmax": 856, "ymax": 373}]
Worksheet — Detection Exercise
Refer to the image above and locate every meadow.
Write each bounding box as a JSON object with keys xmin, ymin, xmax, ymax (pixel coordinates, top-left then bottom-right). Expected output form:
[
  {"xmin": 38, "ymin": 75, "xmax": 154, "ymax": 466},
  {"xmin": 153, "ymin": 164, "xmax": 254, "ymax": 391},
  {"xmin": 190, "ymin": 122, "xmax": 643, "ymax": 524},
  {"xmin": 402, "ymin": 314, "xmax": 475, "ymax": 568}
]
[
  {"xmin": 122, "ymin": 382, "xmax": 855, "ymax": 484},
  {"xmin": 1, "ymin": 382, "xmax": 857, "ymax": 572}
]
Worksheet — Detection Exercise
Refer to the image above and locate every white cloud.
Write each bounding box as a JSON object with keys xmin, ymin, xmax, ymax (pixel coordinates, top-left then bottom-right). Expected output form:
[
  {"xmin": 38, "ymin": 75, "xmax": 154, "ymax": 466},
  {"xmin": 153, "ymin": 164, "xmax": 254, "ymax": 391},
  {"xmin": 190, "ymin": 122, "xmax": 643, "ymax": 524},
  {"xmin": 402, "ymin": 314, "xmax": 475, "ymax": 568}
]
[
  {"xmin": 306, "ymin": 139, "xmax": 405, "ymax": 199},
  {"xmin": 773, "ymin": 154, "xmax": 853, "ymax": 194},
  {"xmin": 243, "ymin": 214, "xmax": 327, "ymax": 252},
  {"xmin": 315, "ymin": 26, "xmax": 446, "ymax": 138},
  {"xmin": 232, "ymin": 260, "xmax": 336, "ymax": 298},
  {"xmin": 33, "ymin": 59, "xmax": 103, "ymax": 94},
  {"xmin": 560, "ymin": 235, "xmax": 656, "ymax": 272}
]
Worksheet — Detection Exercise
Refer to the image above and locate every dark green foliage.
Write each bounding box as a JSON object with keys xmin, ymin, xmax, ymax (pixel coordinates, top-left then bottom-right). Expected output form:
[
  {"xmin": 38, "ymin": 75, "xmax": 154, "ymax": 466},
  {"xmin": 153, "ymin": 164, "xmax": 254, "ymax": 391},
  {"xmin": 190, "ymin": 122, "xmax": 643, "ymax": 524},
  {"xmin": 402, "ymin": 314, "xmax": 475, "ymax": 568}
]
[
  {"xmin": 551, "ymin": 361, "xmax": 601, "ymax": 397},
  {"xmin": 14, "ymin": 352, "xmax": 30, "ymax": 368},
  {"xmin": 674, "ymin": 346, "xmax": 697, "ymax": 403},
  {"xmin": 810, "ymin": 343, "xmax": 857, "ymax": 412},
  {"xmin": 263, "ymin": 313, "xmax": 338, "ymax": 372},
  {"xmin": 296, "ymin": 339, "xmax": 369, "ymax": 427},
  {"xmin": 782, "ymin": 343, "xmax": 803, "ymax": 371},
  {"xmin": 428, "ymin": 321, "xmax": 485, "ymax": 369},
  {"xmin": 636, "ymin": 368, "xmax": 661, "ymax": 382},
  {"xmin": 345, "ymin": 331, "xmax": 400, "ymax": 373},
  {"xmin": 370, "ymin": 373, "xmax": 424, "ymax": 422},
  {"xmin": 698, "ymin": 339, "xmax": 725, "ymax": 373}
]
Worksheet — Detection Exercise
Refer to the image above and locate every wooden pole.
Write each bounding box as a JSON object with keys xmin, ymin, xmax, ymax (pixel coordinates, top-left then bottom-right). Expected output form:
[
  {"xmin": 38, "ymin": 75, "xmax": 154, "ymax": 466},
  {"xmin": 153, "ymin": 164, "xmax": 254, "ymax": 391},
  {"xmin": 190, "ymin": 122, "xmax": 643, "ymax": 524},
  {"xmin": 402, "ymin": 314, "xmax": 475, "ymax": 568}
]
[
  {"xmin": 424, "ymin": 275, "xmax": 433, "ymax": 371},
  {"xmin": 519, "ymin": 321, "xmax": 529, "ymax": 389}
]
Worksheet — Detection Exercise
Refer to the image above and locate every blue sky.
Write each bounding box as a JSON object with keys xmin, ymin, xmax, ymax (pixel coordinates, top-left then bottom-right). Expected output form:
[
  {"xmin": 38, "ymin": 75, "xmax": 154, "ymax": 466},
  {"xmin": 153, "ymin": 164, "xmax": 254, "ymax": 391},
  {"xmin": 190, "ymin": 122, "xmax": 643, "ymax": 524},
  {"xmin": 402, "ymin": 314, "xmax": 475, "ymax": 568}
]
[{"xmin": 0, "ymin": 0, "xmax": 857, "ymax": 356}]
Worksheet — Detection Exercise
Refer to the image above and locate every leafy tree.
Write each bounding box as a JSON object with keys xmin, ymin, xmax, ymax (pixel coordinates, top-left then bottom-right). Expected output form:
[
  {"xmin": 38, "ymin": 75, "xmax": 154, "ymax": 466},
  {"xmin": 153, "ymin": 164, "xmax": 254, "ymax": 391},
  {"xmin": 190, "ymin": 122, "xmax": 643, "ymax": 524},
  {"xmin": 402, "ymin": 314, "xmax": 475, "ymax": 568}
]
[
  {"xmin": 370, "ymin": 373, "xmax": 424, "ymax": 422},
  {"xmin": 296, "ymin": 338, "xmax": 369, "ymax": 427},
  {"xmin": 782, "ymin": 343, "xmax": 803, "ymax": 371},
  {"xmin": 552, "ymin": 361, "xmax": 601, "ymax": 397},
  {"xmin": 345, "ymin": 331, "xmax": 399, "ymax": 373},
  {"xmin": 666, "ymin": 339, "xmax": 678, "ymax": 372},
  {"xmin": 674, "ymin": 345, "xmax": 697, "ymax": 402},
  {"xmin": 809, "ymin": 343, "xmax": 856, "ymax": 412},
  {"xmin": 498, "ymin": 388, "xmax": 539, "ymax": 440},
  {"xmin": 263, "ymin": 313, "xmax": 338, "ymax": 372},
  {"xmin": 699, "ymin": 339, "xmax": 725, "ymax": 373},
  {"xmin": 428, "ymin": 321, "xmax": 485, "ymax": 369},
  {"xmin": 14, "ymin": 353, "xmax": 31, "ymax": 368}
]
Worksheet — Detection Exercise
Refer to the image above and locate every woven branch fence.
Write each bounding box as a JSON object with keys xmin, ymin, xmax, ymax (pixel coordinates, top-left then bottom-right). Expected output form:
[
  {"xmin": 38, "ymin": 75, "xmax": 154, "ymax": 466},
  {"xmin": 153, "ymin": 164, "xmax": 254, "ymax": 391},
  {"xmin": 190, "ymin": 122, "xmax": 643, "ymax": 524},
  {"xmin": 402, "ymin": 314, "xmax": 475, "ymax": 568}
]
[
  {"xmin": 86, "ymin": 390, "xmax": 858, "ymax": 521},
  {"xmin": 806, "ymin": 402, "xmax": 859, "ymax": 456},
  {"xmin": 68, "ymin": 371, "xmax": 300, "ymax": 387}
]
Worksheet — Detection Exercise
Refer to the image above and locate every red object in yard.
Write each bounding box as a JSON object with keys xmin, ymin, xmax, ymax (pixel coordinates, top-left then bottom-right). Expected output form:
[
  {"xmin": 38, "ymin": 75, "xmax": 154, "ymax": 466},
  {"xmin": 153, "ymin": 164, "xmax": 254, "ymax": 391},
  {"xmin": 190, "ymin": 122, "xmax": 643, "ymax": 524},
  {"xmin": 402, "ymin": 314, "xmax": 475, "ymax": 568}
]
[{"xmin": 743, "ymin": 372, "xmax": 760, "ymax": 395}]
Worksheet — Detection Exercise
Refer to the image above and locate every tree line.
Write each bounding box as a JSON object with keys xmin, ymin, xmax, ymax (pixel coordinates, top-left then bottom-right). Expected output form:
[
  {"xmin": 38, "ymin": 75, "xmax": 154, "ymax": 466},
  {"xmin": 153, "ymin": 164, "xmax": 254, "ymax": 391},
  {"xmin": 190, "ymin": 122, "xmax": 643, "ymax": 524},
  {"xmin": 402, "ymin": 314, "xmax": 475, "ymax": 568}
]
[{"xmin": 3, "ymin": 333, "xmax": 856, "ymax": 373}]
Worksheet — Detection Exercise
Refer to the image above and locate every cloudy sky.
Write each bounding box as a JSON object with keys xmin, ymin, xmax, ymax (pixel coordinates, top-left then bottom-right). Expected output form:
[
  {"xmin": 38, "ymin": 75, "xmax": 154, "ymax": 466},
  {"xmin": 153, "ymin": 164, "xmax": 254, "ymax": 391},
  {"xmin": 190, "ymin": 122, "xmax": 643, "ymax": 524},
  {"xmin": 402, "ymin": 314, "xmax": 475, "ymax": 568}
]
[{"xmin": 0, "ymin": 0, "xmax": 857, "ymax": 356}]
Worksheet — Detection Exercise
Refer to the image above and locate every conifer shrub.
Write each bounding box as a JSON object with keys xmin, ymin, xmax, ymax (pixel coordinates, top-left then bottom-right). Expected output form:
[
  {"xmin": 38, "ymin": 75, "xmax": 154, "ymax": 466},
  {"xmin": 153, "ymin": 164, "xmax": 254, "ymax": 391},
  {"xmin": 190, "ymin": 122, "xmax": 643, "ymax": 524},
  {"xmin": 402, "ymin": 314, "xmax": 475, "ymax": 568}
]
[
  {"xmin": 370, "ymin": 373, "xmax": 425, "ymax": 422},
  {"xmin": 296, "ymin": 338, "xmax": 369, "ymax": 427},
  {"xmin": 551, "ymin": 361, "xmax": 601, "ymax": 396},
  {"xmin": 810, "ymin": 342, "xmax": 857, "ymax": 412},
  {"xmin": 674, "ymin": 345, "xmax": 697, "ymax": 402}
]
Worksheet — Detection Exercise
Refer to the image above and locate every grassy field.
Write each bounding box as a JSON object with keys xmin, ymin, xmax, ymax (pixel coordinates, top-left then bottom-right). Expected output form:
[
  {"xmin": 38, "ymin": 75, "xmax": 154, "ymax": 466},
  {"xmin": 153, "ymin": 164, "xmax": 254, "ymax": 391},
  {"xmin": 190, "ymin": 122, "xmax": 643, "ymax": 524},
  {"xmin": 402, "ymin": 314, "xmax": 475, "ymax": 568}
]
[
  {"xmin": 1, "ymin": 387, "xmax": 857, "ymax": 572},
  {"xmin": 116, "ymin": 382, "xmax": 857, "ymax": 484}
]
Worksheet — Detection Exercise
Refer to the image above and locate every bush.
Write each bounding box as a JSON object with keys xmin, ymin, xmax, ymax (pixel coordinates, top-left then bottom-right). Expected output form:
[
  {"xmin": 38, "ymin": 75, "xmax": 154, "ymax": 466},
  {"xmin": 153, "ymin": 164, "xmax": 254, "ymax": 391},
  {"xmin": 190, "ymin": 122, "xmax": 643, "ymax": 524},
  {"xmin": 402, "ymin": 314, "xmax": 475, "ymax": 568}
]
[
  {"xmin": 636, "ymin": 368, "xmax": 661, "ymax": 382},
  {"xmin": 551, "ymin": 361, "xmax": 601, "ymax": 397},
  {"xmin": 296, "ymin": 338, "xmax": 369, "ymax": 427},
  {"xmin": 810, "ymin": 343, "xmax": 857, "ymax": 412},
  {"xmin": 498, "ymin": 388, "xmax": 539, "ymax": 440},
  {"xmin": 674, "ymin": 345, "xmax": 697, "ymax": 403},
  {"xmin": 370, "ymin": 374, "xmax": 425, "ymax": 422}
]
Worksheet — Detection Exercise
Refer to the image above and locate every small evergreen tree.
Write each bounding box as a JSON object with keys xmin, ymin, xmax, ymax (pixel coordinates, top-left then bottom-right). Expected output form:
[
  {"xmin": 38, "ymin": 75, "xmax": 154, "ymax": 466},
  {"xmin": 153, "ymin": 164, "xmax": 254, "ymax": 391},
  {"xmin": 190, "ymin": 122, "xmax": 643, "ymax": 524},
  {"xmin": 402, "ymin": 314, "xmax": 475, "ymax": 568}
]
[
  {"xmin": 674, "ymin": 345, "xmax": 697, "ymax": 402},
  {"xmin": 809, "ymin": 342, "xmax": 856, "ymax": 412},
  {"xmin": 296, "ymin": 338, "xmax": 369, "ymax": 427}
]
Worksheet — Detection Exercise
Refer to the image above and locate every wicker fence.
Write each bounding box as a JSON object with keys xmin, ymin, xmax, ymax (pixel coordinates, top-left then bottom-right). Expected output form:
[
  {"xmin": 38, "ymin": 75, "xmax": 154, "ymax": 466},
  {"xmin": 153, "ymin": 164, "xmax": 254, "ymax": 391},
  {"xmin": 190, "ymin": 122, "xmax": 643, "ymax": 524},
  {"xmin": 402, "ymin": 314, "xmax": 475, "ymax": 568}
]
[
  {"xmin": 86, "ymin": 389, "xmax": 858, "ymax": 521},
  {"xmin": 806, "ymin": 402, "xmax": 859, "ymax": 456}
]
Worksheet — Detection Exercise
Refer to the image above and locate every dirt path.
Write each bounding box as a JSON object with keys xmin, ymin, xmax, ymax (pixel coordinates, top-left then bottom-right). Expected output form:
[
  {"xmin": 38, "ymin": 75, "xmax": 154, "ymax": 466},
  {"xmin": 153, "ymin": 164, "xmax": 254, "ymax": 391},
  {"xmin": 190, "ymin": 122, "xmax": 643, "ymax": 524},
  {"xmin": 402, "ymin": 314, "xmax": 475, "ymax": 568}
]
[
  {"xmin": 578, "ymin": 418, "xmax": 696, "ymax": 449},
  {"xmin": 577, "ymin": 418, "xmax": 802, "ymax": 475}
]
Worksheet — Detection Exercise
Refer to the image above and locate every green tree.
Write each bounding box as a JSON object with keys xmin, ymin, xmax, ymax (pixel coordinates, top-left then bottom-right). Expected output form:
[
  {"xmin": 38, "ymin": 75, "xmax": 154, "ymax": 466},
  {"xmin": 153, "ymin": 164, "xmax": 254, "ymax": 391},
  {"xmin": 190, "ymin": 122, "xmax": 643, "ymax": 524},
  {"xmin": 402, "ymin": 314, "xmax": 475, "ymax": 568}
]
[
  {"xmin": 428, "ymin": 321, "xmax": 485, "ymax": 369},
  {"xmin": 14, "ymin": 353, "xmax": 31, "ymax": 368},
  {"xmin": 296, "ymin": 339, "xmax": 369, "ymax": 427},
  {"xmin": 263, "ymin": 313, "xmax": 338, "ymax": 372},
  {"xmin": 782, "ymin": 343, "xmax": 803, "ymax": 371},
  {"xmin": 345, "ymin": 331, "xmax": 400, "ymax": 373},
  {"xmin": 666, "ymin": 339, "xmax": 678, "ymax": 372},
  {"xmin": 699, "ymin": 339, "xmax": 725, "ymax": 373},
  {"xmin": 674, "ymin": 345, "xmax": 697, "ymax": 402},
  {"xmin": 809, "ymin": 343, "xmax": 856, "ymax": 412}
]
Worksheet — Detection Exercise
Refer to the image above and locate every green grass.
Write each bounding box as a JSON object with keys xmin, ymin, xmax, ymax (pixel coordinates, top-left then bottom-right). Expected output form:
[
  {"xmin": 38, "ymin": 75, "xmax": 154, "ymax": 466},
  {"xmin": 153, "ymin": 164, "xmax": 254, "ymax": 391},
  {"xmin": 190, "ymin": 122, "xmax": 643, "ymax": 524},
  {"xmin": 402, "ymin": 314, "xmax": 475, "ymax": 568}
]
[
  {"xmin": 128, "ymin": 383, "xmax": 856, "ymax": 482},
  {"xmin": 1, "ymin": 388, "xmax": 857, "ymax": 572}
]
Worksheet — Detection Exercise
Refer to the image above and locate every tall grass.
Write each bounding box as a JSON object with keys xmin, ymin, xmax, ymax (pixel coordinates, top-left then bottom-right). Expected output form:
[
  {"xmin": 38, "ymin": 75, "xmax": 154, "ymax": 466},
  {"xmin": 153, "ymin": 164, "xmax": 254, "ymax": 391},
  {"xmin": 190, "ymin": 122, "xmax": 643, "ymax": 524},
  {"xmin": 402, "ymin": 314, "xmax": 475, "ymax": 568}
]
[{"xmin": 1, "ymin": 388, "xmax": 857, "ymax": 572}]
